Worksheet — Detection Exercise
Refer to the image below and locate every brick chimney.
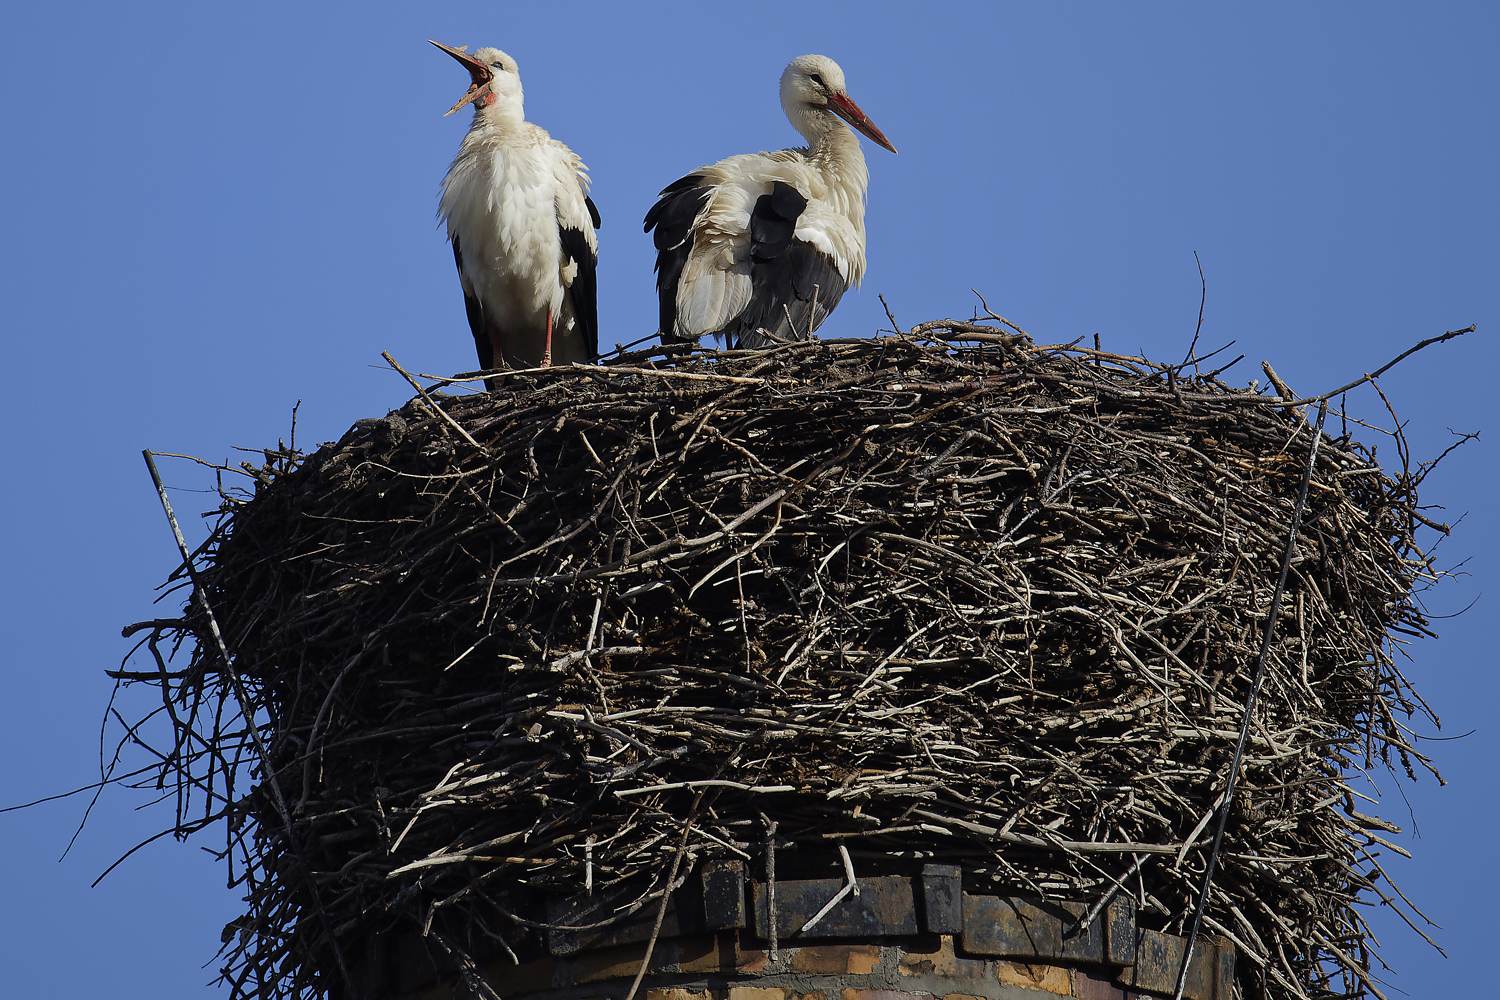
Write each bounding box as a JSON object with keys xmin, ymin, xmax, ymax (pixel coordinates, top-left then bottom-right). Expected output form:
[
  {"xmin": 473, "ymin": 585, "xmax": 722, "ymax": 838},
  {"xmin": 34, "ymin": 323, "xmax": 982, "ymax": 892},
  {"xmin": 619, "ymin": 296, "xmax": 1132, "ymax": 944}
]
[{"xmin": 381, "ymin": 863, "xmax": 1234, "ymax": 1000}]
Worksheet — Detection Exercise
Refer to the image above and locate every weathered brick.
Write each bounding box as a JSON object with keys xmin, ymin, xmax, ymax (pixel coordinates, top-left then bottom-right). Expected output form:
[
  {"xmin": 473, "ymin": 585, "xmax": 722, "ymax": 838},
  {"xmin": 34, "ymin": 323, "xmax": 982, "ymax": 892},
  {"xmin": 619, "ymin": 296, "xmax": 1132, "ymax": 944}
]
[
  {"xmin": 1072, "ymin": 967, "xmax": 1125, "ymax": 1000},
  {"xmin": 898, "ymin": 936, "xmax": 985, "ymax": 979},
  {"xmin": 995, "ymin": 961, "xmax": 1070, "ymax": 996},
  {"xmin": 788, "ymin": 944, "xmax": 883, "ymax": 975},
  {"xmin": 734, "ymin": 933, "xmax": 770, "ymax": 973},
  {"xmin": 704, "ymin": 860, "xmax": 748, "ymax": 929},
  {"xmin": 841, "ymin": 991, "xmax": 928, "ymax": 1000},
  {"xmin": 1118, "ymin": 929, "xmax": 1231, "ymax": 999},
  {"xmin": 647, "ymin": 990, "xmax": 713, "ymax": 1000},
  {"xmin": 571, "ymin": 943, "xmax": 659, "ymax": 983},
  {"xmin": 1208, "ymin": 934, "xmax": 1236, "ymax": 1000},
  {"xmin": 940, "ymin": 995, "xmax": 985, "ymax": 1000},
  {"xmin": 1105, "ymin": 895, "xmax": 1136, "ymax": 966},
  {"xmin": 480, "ymin": 956, "xmax": 554, "ymax": 996},
  {"xmin": 754, "ymin": 877, "xmax": 918, "ymax": 939},
  {"xmin": 549, "ymin": 883, "xmax": 703, "ymax": 956},
  {"xmin": 677, "ymin": 934, "xmax": 737, "ymax": 973},
  {"xmin": 921, "ymin": 865, "xmax": 963, "ymax": 934},
  {"xmin": 961, "ymin": 895, "xmax": 1104, "ymax": 963},
  {"xmin": 793, "ymin": 992, "xmax": 828, "ymax": 1000},
  {"xmin": 728, "ymin": 987, "xmax": 786, "ymax": 1000}
]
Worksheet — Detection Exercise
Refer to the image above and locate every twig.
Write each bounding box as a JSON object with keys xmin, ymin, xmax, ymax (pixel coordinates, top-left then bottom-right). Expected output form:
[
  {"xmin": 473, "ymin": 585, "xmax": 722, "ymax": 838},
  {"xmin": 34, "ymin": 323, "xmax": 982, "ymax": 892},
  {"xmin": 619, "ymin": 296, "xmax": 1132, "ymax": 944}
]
[
  {"xmin": 762, "ymin": 813, "xmax": 779, "ymax": 960},
  {"xmin": 582, "ymin": 365, "xmax": 771, "ymax": 385},
  {"xmin": 1282, "ymin": 325, "xmax": 1474, "ymax": 406},
  {"xmin": 621, "ymin": 791, "xmax": 703, "ymax": 1000},
  {"xmin": 879, "ymin": 294, "xmax": 904, "ymax": 335},
  {"xmin": 1261, "ymin": 361, "xmax": 1302, "ymax": 418},
  {"xmin": 1182, "ymin": 251, "xmax": 1207, "ymax": 371},
  {"xmin": 383, "ymin": 351, "xmax": 482, "ymax": 449}
]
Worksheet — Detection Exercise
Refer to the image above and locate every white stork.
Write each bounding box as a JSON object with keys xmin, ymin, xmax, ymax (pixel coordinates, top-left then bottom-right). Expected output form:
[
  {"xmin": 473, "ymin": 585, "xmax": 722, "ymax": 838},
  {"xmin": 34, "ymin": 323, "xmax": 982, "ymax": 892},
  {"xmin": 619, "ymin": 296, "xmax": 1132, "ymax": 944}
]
[
  {"xmin": 432, "ymin": 41, "xmax": 600, "ymax": 375},
  {"xmin": 644, "ymin": 54, "xmax": 896, "ymax": 350}
]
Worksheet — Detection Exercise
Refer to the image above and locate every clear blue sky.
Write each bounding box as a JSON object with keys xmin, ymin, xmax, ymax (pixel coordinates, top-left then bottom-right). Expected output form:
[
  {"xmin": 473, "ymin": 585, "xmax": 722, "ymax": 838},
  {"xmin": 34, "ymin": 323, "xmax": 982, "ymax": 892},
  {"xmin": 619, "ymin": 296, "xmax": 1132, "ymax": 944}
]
[{"xmin": 1, "ymin": 2, "xmax": 1494, "ymax": 996}]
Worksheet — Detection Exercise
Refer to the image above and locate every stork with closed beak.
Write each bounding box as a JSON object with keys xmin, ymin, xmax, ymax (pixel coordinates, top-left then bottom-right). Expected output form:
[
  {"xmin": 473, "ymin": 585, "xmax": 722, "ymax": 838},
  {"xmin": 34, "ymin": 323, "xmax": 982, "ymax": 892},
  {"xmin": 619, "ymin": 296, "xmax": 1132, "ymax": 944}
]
[
  {"xmin": 644, "ymin": 54, "xmax": 896, "ymax": 350},
  {"xmin": 432, "ymin": 41, "xmax": 600, "ymax": 376}
]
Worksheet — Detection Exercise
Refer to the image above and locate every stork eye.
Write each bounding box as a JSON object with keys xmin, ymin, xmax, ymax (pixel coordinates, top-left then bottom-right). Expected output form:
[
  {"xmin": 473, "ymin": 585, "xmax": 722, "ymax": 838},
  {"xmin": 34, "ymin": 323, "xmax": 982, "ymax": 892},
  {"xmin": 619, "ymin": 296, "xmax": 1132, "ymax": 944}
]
[
  {"xmin": 809, "ymin": 74, "xmax": 825, "ymax": 87},
  {"xmin": 491, "ymin": 61, "xmax": 505, "ymax": 70}
]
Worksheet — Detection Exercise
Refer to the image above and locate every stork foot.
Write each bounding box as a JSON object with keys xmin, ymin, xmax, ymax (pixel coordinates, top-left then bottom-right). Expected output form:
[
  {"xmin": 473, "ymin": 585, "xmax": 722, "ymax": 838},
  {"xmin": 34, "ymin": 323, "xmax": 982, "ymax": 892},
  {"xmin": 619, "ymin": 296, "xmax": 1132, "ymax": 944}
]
[{"xmin": 541, "ymin": 307, "xmax": 553, "ymax": 368}]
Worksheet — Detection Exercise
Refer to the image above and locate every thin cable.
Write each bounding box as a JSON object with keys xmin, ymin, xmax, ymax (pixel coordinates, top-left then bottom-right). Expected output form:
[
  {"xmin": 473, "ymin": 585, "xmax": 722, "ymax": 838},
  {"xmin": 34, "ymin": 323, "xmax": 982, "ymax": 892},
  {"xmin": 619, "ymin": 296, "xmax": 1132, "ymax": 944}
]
[
  {"xmin": 144, "ymin": 450, "xmax": 358, "ymax": 997},
  {"xmin": 1172, "ymin": 402, "xmax": 1328, "ymax": 1000}
]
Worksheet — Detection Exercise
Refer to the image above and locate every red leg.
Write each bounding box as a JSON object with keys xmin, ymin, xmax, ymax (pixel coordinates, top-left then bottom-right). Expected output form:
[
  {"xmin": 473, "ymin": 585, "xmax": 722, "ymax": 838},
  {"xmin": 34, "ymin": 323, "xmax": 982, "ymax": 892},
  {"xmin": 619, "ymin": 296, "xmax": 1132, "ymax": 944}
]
[
  {"xmin": 484, "ymin": 332, "xmax": 507, "ymax": 391},
  {"xmin": 542, "ymin": 307, "xmax": 553, "ymax": 368}
]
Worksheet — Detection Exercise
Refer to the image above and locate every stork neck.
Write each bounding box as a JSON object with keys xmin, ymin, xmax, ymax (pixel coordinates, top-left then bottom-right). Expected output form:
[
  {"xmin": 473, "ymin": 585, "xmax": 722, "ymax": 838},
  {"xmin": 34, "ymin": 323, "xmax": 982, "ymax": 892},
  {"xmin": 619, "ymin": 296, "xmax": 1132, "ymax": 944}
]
[
  {"xmin": 812, "ymin": 115, "xmax": 861, "ymax": 160},
  {"xmin": 798, "ymin": 111, "xmax": 868, "ymax": 190},
  {"xmin": 475, "ymin": 91, "xmax": 526, "ymax": 129}
]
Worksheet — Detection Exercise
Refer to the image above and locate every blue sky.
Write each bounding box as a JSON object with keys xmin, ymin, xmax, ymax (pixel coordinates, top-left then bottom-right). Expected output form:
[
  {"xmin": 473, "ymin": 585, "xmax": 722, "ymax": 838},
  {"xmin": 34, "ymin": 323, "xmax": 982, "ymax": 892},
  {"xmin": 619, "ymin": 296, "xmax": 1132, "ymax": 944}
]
[{"xmin": 0, "ymin": 2, "xmax": 1494, "ymax": 996}]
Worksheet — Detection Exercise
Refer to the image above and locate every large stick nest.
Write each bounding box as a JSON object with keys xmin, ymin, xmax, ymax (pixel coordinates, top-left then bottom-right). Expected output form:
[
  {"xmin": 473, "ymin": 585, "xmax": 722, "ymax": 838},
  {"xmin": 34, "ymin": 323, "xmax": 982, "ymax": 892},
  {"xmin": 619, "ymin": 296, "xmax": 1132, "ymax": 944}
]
[{"xmin": 118, "ymin": 325, "xmax": 1454, "ymax": 1000}]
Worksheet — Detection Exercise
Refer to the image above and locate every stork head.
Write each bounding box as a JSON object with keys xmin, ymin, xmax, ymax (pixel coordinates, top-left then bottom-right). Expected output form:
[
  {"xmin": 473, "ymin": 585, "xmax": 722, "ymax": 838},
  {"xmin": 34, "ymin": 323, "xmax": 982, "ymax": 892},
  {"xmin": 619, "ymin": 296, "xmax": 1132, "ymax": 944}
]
[
  {"xmin": 429, "ymin": 41, "xmax": 524, "ymax": 117},
  {"xmin": 780, "ymin": 54, "xmax": 897, "ymax": 154}
]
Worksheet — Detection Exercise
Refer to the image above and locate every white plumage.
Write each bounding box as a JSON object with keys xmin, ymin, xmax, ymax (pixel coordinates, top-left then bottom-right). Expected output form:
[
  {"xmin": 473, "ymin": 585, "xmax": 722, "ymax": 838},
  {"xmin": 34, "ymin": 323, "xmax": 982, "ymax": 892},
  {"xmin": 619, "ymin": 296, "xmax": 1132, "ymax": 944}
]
[
  {"xmin": 645, "ymin": 55, "xmax": 896, "ymax": 349},
  {"xmin": 433, "ymin": 41, "xmax": 600, "ymax": 375}
]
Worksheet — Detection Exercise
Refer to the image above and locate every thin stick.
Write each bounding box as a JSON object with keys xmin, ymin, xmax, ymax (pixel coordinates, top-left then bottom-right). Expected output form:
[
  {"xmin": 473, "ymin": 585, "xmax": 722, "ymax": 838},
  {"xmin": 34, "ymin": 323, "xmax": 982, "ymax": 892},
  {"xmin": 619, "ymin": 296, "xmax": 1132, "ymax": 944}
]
[
  {"xmin": 383, "ymin": 351, "xmax": 482, "ymax": 448},
  {"xmin": 1172, "ymin": 401, "xmax": 1329, "ymax": 1000},
  {"xmin": 762, "ymin": 813, "xmax": 779, "ymax": 960},
  {"xmin": 1079, "ymin": 854, "xmax": 1148, "ymax": 931},
  {"xmin": 142, "ymin": 451, "xmax": 358, "ymax": 997},
  {"xmin": 840, "ymin": 844, "xmax": 859, "ymax": 896},
  {"xmin": 798, "ymin": 882, "xmax": 852, "ymax": 934},
  {"xmin": 971, "ymin": 290, "xmax": 1032, "ymax": 339},
  {"xmin": 799, "ymin": 845, "xmax": 862, "ymax": 934},
  {"xmin": 1280, "ymin": 325, "xmax": 1473, "ymax": 406},
  {"xmin": 1261, "ymin": 361, "xmax": 1303, "ymax": 419},
  {"xmin": 1182, "ymin": 251, "xmax": 1207, "ymax": 371},
  {"xmin": 585, "ymin": 366, "xmax": 769, "ymax": 385},
  {"xmin": 879, "ymin": 294, "xmax": 904, "ymax": 335},
  {"xmin": 622, "ymin": 792, "xmax": 703, "ymax": 1000}
]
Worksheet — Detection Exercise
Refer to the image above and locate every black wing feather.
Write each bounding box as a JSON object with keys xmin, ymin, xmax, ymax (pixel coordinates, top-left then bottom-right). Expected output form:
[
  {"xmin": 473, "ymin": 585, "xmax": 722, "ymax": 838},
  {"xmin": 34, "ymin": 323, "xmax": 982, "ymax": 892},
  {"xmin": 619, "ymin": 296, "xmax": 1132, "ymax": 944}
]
[
  {"xmin": 645, "ymin": 176, "xmax": 849, "ymax": 349},
  {"xmin": 736, "ymin": 181, "xmax": 846, "ymax": 349},
  {"xmin": 736, "ymin": 245, "xmax": 848, "ymax": 349},
  {"xmin": 558, "ymin": 224, "xmax": 599, "ymax": 360},
  {"xmin": 452, "ymin": 236, "xmax": 493, "ymax": 369},
  {"xmin": 585, "ymin": 195, "xmax": 602, "ymax": 230},
  {"xmin": 643, "ymin": 174, "xmax": 711, "ymax": 343},
  {"xmin": 748, "ymin": 180, "xmax": 805, "ymax": 262}
]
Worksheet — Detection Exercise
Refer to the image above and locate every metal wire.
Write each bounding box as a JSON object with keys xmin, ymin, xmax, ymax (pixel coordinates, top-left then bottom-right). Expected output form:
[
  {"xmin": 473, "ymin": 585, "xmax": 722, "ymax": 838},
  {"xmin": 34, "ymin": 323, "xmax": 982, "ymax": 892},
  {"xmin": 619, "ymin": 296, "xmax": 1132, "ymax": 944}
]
[{"xmin": 1172, "ymin": 401, "xmax": 1330, "ymax": 1000}]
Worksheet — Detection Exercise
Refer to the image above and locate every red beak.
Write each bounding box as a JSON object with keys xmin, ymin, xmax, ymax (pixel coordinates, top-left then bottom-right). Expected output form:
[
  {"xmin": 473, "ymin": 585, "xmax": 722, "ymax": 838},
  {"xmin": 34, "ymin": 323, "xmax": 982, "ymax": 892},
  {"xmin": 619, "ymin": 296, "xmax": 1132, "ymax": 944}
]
[
  {"xmin": 827, "ymin": 91, "xmax": 898, "ymax": 154},
  {"xmin": 429, "ymin": 40, "xmax": 493, "ymax": 117}
]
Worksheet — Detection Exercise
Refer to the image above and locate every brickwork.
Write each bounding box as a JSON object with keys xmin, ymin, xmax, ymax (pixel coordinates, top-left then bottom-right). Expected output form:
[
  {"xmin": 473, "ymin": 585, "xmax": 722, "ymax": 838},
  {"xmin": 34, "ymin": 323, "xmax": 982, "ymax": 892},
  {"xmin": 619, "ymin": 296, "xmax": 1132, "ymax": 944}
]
[
  {"xmin": 385, "ymin": 865, "xmax": 1235, "ymax": 1000},
  {"xmin": 406, "ymin": 931, "xmax": 1227, "ymax": 1000}
]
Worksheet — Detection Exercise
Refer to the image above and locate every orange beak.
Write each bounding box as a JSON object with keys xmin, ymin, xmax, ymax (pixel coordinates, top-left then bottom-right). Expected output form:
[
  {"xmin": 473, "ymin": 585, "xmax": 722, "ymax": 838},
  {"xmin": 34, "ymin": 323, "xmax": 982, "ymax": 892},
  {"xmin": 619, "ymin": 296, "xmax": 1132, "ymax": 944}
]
[
  {"xmin": 828, "ymin": 91, "xmax": 898, "ymax": 154},
  {"xmin": 429, "ymin": 40, "xmax": 493, "ymax": 117}
]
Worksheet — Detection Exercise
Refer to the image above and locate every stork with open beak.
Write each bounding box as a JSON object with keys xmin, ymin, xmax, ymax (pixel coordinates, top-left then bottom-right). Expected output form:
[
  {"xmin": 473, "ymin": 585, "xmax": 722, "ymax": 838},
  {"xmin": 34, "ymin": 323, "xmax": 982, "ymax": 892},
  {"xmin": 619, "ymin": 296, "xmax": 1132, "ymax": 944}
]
[
  {"xmin": 644, "ymin": 54, "xmax": 896, "ymax": 350},
  {"xmin": 432, "ymin": 41, "xmax": 600, "ymax": 376}
]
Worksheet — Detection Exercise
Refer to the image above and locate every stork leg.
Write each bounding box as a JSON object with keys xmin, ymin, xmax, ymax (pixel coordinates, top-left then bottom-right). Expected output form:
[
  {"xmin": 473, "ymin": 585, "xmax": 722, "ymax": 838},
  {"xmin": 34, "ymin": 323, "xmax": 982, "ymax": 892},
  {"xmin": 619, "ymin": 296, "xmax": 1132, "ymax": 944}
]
[
  {"xmin": 483, "ymin": 332, "xmax": 507, "ymax": 392},
  {"xmin": 541, "ymin": 307, "xmax": 554, "ymax": 368}
]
